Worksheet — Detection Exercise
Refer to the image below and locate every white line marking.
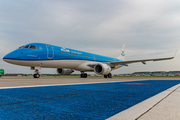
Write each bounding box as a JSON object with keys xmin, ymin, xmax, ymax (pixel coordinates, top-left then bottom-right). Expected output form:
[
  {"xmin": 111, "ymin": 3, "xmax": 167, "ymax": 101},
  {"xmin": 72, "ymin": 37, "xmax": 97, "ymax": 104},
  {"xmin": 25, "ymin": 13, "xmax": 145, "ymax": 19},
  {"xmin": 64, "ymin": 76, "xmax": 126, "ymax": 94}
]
[{"xmin": 0, "ymin": 80, "xmax": 144, "ymax": 89}]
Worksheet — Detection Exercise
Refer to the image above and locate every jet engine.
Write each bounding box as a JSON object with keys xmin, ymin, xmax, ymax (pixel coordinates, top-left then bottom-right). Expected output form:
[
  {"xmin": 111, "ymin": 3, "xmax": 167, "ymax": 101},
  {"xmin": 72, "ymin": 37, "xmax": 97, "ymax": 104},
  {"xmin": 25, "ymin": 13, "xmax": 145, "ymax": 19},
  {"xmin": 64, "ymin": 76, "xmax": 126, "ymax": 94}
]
[
  {"xmin": 57, "ymin": 68, "xmax": 74, "ymax": 75},
  {"xmin": 94, "ymin": 63, "xmax": 111, "ymax": 75}
]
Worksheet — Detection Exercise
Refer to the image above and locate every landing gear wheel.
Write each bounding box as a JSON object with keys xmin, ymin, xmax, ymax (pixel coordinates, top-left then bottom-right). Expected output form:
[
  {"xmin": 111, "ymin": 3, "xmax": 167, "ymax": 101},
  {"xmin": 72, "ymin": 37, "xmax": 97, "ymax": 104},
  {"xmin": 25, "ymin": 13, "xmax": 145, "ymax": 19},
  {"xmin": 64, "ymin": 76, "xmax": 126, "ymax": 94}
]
[
  {"xmin": 107, "ymin": 73, "xmax": 112, "ymax": 78},
  {"xmin": 104, "ymin": 75, "xmax": 107, "ymax": 78},
  {"xmin": 104, "ymin": 73, "xmax": 112, "ymax": 78},
  {"xmin": 33, "ymin": 74, "xmax": 40, "ymax": 78},
  {"xmin": 84, "ymin": 73, "xmax": 87, "ymax": 78},
  {"xmin": 33, "ymin": 69, "xmax": 40, "ymax": 78},
  {"xmin": 81, "ymin": 73, "xmax": 87, "ymax": 78}
]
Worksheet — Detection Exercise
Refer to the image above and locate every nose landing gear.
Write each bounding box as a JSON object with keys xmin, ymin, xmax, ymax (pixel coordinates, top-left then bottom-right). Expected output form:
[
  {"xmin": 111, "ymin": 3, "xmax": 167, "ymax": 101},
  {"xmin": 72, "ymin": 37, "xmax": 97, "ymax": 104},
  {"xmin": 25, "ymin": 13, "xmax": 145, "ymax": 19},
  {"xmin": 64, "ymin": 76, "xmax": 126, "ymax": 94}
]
[{"xmin": 33, "ymin": 69, "xmax": 40, "ymax": 78}]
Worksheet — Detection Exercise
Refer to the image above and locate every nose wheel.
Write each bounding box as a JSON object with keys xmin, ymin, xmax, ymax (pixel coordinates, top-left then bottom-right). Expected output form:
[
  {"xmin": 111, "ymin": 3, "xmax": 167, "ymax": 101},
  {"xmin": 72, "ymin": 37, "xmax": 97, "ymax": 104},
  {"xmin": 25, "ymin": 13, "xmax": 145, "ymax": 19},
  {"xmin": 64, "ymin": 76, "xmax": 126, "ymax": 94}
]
[
  {"xmin": 33, "ymin": 73, "xmax": 40, "ymax": 78},
  {"xmin": 33, "ymin": 69, "xmax": 40, "ymax": 78}
]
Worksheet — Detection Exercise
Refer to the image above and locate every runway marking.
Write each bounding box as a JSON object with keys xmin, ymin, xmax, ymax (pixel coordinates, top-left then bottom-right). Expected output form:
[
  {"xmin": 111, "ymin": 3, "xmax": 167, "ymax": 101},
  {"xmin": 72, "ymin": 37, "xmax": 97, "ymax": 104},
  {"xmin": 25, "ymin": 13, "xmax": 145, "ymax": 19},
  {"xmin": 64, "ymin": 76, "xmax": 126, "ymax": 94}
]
[{"xmin": 120, "ymin": 83, "xmax": 150, "ymax": 85}]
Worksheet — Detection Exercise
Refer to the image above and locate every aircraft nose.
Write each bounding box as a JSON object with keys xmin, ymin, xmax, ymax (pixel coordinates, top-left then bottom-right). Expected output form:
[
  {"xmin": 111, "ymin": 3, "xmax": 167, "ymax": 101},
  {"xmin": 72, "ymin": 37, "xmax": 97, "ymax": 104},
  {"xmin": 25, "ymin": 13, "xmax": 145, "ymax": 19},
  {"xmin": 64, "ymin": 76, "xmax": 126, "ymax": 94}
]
[
  {"xmin": 3, "ymin": 54, "xmax": 10, "ymax": 63},
  {"xmin": 3, "ymin": 54, "xmax": 12, "ymax": 62},
  {"xmin": 3, "ymin": 51, "xmax": 18, "ymax": 61}
]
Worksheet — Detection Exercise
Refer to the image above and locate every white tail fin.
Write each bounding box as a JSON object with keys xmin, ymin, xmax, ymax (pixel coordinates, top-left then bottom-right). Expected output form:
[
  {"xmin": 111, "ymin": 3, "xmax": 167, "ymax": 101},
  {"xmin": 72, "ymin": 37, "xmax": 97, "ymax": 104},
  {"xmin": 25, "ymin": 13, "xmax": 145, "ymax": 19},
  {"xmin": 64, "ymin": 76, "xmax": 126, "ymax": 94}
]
[{"xmin": 117, "ymin": 44, "xmax": 125, "ymax": 60}]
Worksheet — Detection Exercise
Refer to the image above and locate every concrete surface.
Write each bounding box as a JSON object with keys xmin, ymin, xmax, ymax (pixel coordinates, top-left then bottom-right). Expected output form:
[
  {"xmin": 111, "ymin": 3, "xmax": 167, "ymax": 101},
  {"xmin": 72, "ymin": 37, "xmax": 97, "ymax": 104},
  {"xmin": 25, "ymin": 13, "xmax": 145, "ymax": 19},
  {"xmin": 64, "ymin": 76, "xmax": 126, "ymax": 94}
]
[
  {"xmin": 138, "ymin": 85, "xmax": 180, "ymax": 120},
  {"xmin": 1, "ymin": 76, "xmax": 180, "ymax": 88},
  {"xmin": 0, "ymin": 76, "xmax": 147, "ymax": 87},
  {"xmin": 108, "ymin": 83, "xmax": 180, "ymax": 120}
]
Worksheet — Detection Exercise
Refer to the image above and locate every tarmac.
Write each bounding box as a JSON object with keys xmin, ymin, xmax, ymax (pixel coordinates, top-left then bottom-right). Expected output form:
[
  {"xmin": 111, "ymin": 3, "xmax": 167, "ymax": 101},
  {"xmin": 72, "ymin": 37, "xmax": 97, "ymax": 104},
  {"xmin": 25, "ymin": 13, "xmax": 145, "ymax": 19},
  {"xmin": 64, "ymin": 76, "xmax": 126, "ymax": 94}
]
[{"xmin": 0, "ymin": 76, "xmax": 180, "ymax": 120}]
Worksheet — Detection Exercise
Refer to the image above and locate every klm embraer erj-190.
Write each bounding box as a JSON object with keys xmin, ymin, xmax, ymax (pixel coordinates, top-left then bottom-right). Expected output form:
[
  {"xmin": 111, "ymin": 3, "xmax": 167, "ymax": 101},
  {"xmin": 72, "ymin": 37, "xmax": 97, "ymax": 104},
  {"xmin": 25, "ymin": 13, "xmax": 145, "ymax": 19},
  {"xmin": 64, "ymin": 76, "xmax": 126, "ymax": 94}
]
[{"xmin": 3, "ymin": 43, "xmax": 175, "ymax": 78}]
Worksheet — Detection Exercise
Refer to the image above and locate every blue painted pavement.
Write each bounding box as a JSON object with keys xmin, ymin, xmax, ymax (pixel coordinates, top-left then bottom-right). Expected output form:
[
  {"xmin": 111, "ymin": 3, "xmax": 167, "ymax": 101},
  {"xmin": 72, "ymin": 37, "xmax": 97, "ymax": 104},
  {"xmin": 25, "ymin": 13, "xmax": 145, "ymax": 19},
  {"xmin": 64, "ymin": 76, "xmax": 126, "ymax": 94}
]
[{"xmin": 0, "ymin": 80, "xmax": 180, "ymax": 120}]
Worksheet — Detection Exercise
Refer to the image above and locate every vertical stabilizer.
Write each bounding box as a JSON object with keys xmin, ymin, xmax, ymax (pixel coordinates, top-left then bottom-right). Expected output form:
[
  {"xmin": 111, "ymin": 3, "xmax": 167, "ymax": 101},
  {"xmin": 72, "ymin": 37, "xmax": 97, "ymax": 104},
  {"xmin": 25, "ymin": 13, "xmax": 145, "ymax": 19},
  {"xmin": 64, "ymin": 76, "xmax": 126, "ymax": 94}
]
[{"xmin": 117, "ymin": 44, "xmax": 125, "ymax": 60}]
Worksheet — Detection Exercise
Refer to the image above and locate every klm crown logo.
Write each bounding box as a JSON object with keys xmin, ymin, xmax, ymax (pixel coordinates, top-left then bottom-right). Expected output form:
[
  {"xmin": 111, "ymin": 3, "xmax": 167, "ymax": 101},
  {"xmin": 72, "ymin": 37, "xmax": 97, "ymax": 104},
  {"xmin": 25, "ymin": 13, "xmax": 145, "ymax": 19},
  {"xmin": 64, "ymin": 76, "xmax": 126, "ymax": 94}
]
[{"xmin": 121, "ymin": 51, "xmax": 125, "ymax": 56}]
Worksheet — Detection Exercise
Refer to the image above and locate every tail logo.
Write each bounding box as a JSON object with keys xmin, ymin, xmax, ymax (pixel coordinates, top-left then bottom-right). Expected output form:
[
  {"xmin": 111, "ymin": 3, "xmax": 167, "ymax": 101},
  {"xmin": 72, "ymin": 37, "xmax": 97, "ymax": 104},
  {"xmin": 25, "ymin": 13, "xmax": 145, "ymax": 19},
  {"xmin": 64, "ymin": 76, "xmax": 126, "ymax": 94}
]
[{"xmin": 121, "ymin": 51, "xmax": 125, "ymax": 56}]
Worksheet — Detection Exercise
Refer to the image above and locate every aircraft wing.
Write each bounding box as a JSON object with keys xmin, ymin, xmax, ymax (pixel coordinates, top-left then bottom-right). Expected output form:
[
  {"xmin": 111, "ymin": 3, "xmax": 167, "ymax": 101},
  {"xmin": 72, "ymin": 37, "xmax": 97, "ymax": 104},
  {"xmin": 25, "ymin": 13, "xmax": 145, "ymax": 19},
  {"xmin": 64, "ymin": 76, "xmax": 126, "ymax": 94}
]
[
  {"xmin": 88, "ymin": 51, "xmax": 176, "ymax": 68},
  {"xmin": 108, "ymin": 56, "xmax": 174, "ymax": 67}
]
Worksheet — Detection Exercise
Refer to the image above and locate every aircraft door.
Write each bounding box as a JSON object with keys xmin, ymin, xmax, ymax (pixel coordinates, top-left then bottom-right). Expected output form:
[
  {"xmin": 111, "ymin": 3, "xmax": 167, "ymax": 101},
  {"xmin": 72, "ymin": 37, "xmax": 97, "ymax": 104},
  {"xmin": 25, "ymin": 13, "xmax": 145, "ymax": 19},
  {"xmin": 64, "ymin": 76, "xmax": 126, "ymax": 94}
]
[{"xmin": 46, "ymin": 45, "xmax": 54, "ymax": 59}]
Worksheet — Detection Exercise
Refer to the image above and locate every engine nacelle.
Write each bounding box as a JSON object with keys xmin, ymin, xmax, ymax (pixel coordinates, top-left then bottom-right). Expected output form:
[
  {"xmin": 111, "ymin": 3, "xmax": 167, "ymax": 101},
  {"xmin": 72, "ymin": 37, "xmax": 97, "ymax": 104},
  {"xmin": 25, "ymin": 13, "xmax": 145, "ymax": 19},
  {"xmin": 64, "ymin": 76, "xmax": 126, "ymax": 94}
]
[
  {"xmin": 94, "ymin": 63, "xmax": 111, "ymax": 75},
  {"xmin": 57, "ymin": 68, "xmax": 74, "ymax": 75}
]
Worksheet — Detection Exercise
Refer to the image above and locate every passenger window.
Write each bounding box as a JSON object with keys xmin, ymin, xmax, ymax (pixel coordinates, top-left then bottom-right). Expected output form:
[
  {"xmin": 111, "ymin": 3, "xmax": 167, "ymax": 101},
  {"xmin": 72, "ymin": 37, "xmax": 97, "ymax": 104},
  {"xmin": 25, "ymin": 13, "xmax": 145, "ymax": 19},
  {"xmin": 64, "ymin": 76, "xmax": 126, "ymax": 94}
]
[
  {"xmin": 86, "ymin": 55, "xmax": 87, "ymax": 57},
  {"xmin": 30, "ymin": 45, "xmax": 37, "ymax": 49},
  {"xmin": 83, "ymin": 55, "xmax": 84, "ymax": 57},
  {"xmin": 73, "ymin": 53, "xmax": 75, "ymax": 55},
  {"xmin": 62, "ymin": 51, "xmax": 64, "ymax": 53},
  {"xmin": 66, "ymin": 52, "xmax": 68, "ymax": 54},
  {"xmin": 77, "ymin": 54, "xmax": 78, "ymax": 56},
  {"xmin": 70, "ymin": 52, "xmax": 72, "ymax": 55},
  {"xmin": 80, "ymin": 54, "xmax": 81, "ymax": 56}
]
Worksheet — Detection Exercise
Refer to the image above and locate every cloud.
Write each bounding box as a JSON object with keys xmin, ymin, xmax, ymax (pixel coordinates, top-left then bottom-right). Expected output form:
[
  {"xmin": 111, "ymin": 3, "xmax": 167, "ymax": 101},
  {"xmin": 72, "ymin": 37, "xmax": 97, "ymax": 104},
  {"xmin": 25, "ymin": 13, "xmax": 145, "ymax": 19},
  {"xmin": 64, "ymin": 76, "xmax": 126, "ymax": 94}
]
[{"xmin": 0, "ymin": 0, "xmax": 180, "ymax": 74}]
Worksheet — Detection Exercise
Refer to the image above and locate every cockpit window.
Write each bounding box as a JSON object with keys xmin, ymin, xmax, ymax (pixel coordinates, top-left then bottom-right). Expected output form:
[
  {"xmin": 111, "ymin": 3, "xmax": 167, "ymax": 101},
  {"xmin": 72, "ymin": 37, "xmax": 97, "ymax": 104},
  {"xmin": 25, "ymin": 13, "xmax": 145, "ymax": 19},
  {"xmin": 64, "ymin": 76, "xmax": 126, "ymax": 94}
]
[
  {"xmin": 29, "ymin": 45, "xmax": 37, "ymax": 49},
  {"xmin": 18, "ymin": 45, "xmax": 37, "ymax": 49},
  {"xmin": 18, "ymin": 46, "xmax": 24, "ymax": 49},
  {"xmin": 23, "ymin": 45, "xmax": 30, "ymax": 48},
  {"xmin": 18, "ymin": 45, "xmax": 29, "ymax": 49}
]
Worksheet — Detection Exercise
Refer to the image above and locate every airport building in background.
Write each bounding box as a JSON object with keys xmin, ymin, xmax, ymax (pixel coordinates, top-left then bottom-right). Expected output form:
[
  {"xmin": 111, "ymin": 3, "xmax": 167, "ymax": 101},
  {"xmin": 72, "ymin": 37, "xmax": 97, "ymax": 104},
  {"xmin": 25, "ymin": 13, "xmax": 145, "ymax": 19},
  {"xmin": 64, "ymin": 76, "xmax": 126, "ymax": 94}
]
[{"xmin": 114, "ymin": 71, "xmax": 180, "ymax": 76}]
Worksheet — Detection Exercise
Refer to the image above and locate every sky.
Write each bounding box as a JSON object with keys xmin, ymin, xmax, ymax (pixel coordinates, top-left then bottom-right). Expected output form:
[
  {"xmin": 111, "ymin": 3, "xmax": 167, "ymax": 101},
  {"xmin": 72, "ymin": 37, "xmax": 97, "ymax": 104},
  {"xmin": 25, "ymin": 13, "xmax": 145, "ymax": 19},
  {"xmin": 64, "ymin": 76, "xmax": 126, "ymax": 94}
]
[{"xmin": 0, "ymin": 0, "xmax": 180, "ymax": 74}]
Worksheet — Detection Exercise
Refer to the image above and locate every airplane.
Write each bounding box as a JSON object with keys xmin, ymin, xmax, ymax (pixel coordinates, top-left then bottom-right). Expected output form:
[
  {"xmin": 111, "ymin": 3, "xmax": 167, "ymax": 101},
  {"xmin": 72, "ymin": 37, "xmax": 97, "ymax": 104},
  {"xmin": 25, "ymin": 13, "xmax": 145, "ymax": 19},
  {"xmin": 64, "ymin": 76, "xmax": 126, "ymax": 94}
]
[{"xmin": 3, "ymin": 43, "xmax": 175, "ymax": 78}]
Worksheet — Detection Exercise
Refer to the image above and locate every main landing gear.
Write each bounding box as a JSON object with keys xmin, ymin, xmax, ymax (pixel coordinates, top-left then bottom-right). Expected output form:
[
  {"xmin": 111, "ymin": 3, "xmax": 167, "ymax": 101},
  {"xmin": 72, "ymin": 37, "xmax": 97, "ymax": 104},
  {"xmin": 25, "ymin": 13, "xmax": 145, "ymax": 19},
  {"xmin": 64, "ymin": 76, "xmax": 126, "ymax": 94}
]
[
  {"xmin": 104, "ymin": 73, "xmax": 112, "ymax": 78},
  {"xmin": 33, "ymin": 69, "xmax": 40, "ymax": 78},
  {"xmin": 80, "ymin": 72, "xmax": 87, "ymax": 78}
]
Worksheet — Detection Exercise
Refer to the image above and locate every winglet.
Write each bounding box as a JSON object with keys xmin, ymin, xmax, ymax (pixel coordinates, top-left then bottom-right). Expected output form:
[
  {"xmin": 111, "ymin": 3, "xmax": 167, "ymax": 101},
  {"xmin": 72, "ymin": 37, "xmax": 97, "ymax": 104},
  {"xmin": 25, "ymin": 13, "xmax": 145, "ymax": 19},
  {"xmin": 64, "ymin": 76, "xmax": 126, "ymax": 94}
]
[
  {"xmin": 174, "ymin": 49, "xmax": 178, "ymax": 58},
  {"xmin": 117, "ymin": 44, "xmax": 125, "ymax": 60}
]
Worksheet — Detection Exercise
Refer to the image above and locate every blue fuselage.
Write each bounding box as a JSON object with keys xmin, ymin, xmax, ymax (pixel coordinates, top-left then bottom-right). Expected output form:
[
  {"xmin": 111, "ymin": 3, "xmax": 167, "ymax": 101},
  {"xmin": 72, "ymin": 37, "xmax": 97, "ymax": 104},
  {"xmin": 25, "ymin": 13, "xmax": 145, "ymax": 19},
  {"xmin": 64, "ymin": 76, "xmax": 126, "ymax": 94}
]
[
  {"xmin": 3, "ymin": 43, "xmax": 122, "ymax": 72},
  {"xmin": 3, "ymin": 43, "xmax": 120, "ymax": 62}
]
